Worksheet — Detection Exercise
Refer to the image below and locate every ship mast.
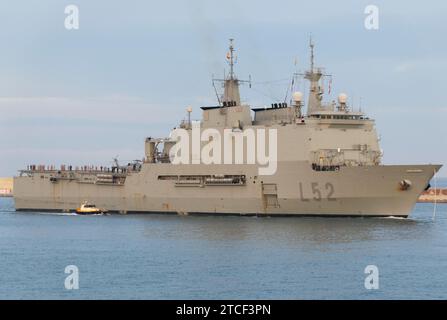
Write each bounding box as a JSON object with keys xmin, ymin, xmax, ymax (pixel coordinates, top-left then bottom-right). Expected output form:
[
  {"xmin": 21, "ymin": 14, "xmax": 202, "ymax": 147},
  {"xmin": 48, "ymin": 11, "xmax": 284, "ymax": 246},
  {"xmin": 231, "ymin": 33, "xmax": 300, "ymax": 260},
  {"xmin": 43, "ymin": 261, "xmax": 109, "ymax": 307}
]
[
  {"xmin": 212, "ymin": 39, "xmax": 251, "ymax": 107},
  {"xmin": 223, "ymin": 38, "xmax": 240, "ymax": 106},
  {"xmin": 228, "ymin": 38, "xmax": 235, "ymax": 80},
  {"xmin": 304, "ymin": 37, "xmax": 323, "ymax": 115},
  {"xmin": 310, "ymin": 37, "xmax": 314, "ymax": 73}
]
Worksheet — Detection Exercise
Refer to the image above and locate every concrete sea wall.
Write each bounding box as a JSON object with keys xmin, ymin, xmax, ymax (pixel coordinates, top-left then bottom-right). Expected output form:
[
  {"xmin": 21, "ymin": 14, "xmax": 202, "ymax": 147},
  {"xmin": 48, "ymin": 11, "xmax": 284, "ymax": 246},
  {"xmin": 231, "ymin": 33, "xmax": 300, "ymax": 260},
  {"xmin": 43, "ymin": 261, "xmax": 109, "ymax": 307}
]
[{"xmin": 0, "ymin": 177, "xmax": 13, "ymax": 197}]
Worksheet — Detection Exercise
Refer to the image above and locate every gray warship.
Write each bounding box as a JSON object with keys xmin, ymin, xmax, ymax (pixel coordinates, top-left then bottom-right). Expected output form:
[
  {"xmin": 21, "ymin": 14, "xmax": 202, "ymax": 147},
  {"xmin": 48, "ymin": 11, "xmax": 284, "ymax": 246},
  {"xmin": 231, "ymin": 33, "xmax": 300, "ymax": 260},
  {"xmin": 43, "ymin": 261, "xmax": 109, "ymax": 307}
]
[{"xmin": 14, "ymin": 39, "xmax": 442, "ymax": 217}]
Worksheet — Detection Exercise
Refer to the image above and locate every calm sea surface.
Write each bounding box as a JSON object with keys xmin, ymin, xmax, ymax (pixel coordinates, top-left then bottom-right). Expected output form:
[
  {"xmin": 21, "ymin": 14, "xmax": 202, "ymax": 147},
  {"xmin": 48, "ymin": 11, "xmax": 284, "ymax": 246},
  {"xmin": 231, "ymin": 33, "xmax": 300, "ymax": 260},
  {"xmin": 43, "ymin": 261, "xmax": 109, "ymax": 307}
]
[{"xmin": 1, "ymin": 179, "xmax": 446, "ymax": 299}]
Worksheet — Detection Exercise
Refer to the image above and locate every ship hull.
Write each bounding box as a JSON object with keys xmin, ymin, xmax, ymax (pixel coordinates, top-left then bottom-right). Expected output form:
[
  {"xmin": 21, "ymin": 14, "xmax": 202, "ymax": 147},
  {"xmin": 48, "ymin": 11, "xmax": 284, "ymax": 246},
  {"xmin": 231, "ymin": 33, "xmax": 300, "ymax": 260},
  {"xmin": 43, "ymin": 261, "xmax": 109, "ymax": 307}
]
[{"xmin": 13, "ymin": 162, "xmax": 441, "ymax": 217}]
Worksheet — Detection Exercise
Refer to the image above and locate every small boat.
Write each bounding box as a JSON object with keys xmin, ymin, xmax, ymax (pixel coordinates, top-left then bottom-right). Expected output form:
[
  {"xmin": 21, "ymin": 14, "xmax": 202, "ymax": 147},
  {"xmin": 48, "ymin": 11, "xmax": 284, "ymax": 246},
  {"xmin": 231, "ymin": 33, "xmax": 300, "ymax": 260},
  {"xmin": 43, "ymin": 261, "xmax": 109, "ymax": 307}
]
[{"xmin": 75, "ymin": 201, "xmax": 107, "ymax": 215}]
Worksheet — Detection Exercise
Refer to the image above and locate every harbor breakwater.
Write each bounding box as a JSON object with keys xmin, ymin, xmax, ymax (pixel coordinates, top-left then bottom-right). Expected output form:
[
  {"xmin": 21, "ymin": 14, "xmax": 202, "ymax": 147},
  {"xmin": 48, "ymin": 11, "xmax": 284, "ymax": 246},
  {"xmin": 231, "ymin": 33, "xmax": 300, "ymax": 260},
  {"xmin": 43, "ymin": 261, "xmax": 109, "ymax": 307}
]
[{"xmin": 0, "ymin": 177, "xmax": 13, "ymax": 197}]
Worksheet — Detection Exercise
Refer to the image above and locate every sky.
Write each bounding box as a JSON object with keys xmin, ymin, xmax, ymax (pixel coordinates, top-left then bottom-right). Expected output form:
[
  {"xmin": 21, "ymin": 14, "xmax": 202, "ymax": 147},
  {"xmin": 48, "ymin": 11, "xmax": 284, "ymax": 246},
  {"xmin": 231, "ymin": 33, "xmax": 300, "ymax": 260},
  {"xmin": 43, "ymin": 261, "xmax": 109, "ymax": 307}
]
[{"xmin": 0, "ymin": 0, "xmax": 446, "ymax": 176}]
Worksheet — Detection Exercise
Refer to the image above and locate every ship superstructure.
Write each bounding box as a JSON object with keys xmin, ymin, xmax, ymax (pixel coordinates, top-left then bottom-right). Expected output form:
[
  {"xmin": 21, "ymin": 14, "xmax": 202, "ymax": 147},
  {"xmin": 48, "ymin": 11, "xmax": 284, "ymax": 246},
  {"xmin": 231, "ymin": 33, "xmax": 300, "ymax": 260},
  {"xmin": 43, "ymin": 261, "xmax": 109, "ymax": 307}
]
[{"xmin": 14, "ymin": 39, "xmax": 441, "ymax": 217}]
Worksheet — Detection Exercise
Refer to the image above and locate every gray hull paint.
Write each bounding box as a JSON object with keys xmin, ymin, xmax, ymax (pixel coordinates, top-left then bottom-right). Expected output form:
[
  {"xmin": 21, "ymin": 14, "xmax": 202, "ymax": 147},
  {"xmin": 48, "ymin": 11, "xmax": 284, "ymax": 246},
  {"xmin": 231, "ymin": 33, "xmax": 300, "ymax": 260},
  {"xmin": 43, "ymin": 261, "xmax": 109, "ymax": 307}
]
[{"xmin": 14, "ymin": 162, "xmax": 440, "ymax": 217}]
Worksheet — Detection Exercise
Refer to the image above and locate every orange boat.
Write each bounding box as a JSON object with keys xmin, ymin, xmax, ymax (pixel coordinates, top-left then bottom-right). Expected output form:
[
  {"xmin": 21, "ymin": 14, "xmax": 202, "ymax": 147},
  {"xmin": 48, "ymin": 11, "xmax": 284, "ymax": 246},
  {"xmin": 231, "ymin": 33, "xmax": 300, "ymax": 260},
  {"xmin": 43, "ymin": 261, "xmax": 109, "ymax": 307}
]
[{"xmin": 75, "ymin": 201, "xmax": 108, "ymax": 215}]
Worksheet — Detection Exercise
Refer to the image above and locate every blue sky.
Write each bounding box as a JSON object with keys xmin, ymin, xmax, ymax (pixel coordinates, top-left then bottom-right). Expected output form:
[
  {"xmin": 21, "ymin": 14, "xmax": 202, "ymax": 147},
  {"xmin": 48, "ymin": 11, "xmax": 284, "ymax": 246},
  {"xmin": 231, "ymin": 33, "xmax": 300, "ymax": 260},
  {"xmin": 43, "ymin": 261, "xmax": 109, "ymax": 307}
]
[{"xmin": 0, "ymin": 0, "xmax": 446, "ymax": 176}]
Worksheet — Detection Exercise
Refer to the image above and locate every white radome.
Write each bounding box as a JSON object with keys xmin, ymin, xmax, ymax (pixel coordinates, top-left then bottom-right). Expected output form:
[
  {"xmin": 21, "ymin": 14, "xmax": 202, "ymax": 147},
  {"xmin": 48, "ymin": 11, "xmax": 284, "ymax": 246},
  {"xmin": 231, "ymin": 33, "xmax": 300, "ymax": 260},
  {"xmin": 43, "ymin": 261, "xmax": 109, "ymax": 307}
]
[
  {"xmin": 293, "ymin": 91, "xmax": 303, "ymax": 102},
  {"xmin": 338, "ymin": 93, "xmax": 348, "ymax": 104}
]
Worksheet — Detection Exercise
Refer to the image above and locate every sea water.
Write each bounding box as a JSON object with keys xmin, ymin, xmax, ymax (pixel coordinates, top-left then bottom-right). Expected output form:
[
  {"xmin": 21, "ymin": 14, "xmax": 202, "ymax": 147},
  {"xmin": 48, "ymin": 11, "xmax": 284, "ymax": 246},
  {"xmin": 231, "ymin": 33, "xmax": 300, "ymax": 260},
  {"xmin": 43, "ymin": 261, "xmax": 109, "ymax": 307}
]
[{"xmin": 0, "ymin": 179, "xmax": 446, "ymax": 299}]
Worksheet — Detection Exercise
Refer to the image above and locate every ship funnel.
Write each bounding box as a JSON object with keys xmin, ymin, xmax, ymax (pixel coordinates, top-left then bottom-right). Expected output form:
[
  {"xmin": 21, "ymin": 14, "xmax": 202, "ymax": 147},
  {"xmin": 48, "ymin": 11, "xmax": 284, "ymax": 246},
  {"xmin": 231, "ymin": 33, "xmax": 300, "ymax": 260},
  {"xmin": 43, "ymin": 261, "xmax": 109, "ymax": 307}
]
[{"xmin": 223, "ymin": 79, "xmax": 241, "ymax": 106}]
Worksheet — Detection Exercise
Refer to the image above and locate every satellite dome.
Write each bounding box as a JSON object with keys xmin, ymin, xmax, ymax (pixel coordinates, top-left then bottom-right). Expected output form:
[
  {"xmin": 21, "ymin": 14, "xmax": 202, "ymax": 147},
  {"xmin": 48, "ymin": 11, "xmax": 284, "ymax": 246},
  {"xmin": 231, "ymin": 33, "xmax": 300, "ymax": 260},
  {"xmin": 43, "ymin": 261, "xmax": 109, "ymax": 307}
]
[
  {"xmin": 338, "ymin": 93, "xmax": 348, "ymax": 104},
  {"xmin": 293, "ymin": 91, "xmax": 303, "ymax": 102}
]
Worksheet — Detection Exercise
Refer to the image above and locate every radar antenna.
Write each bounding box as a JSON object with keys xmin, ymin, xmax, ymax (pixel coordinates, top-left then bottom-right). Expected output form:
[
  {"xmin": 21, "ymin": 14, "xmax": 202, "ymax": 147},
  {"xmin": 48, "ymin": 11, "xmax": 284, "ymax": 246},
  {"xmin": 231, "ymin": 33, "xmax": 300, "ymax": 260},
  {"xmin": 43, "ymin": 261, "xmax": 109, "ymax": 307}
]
[
  {"xmin": 227, "ymin": 38, "xmax": 237, "ymax": 80},
  {"xmin": 310, "ymin": 36, "xmax": 315, "ymax": 73}
]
